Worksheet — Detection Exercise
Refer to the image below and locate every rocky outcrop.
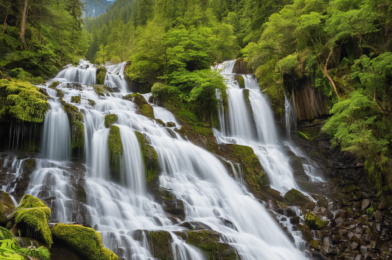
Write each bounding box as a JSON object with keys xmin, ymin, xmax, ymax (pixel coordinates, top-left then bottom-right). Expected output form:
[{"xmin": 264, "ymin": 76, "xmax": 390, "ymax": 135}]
[
  {"xmin": 123, "ymin": 93, "xmax": 154, "ymax": 119},
  {"xmin": 135, "ymin": 131, "xmax": 159, "ymax": 185},
  {"xmin": 108, "ymin": 125, "xmax": 123, "ymax": 183},
  {"xmin": 232, "ymin": 58, "xmax": 252, "ymax": 74},
  {"xmin": 96, "ymin": 66, "xmax": 107, "ymax": 85},
  {"xmin": 63, "ymin": 103, "xmax": 84, "ymax": 158}
]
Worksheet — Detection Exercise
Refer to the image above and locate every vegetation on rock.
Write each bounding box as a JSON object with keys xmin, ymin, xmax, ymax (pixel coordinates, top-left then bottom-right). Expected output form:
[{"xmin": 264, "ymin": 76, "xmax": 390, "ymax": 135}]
[
  {"xmin": 104, "ymin": 114, "xmax": 118, "ymax": 128},
  {"xmin": 51, "ymin": 223, "xmax": 118, "ymax": 260},
  {"xmin": 108, "ymin": 125, "xmax": 123, "ymax": 178},
  {"xmin": 0, "ymin": 191, "xmax": 14, "ymax": 226},
  {"xmin": 135, "ymin": 131, "xmax": 159, "ymax": 184},
  {"xmin": 305, "ymin": 212, "xmax": 330, "ymax": 230},
  {"xmin": 9, "ymin": 195, "xmax": 52, "ymax": 248},
  {"xmin": 96, "ymin": 66, "xmax": 107, "ymax": 85}
]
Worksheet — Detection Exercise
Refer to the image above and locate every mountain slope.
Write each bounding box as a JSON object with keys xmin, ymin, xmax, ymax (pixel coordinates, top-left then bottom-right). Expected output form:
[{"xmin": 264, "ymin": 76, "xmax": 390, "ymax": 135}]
[{"xmin": 83, "ymin": 0, "xmax": 114, "ymax": 18}]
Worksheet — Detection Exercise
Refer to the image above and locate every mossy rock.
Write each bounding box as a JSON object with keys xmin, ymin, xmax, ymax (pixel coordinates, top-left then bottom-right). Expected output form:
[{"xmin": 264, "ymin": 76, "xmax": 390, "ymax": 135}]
[
  {"xmin": 96, "ymin": 67, "xmax": 107, "ymax": 85},
  {"xmin": 305, "ymin": 212, "xmax": 329, "ymax": 230},
  {"xmin": 155, "ymin": 119, "xmax": 165, "ymax": 127},
  {"xmin": 225, "ymin": 144, "xmax": 269, "ymax": 189},
  {"xmin": 93, "ymin": 85, "xmax": 111, "ymax": 96},
  {"xmin": 233, "ymin": 58, "xmax": 252, "ymax": 74},
  {"xmin": 135, "ymin": 131, "xmax": 159, "ymax": 184},
  {"xmin": 71, "ymin": 95, "xmax": 81, "ymax": 104},
  {"xmin": 0, "ymin": 79, "xmax": 49, "ymax": 123},
  {"xmin": 309, "ymin": 239, "xmax": 319, "ymax": 249},
  {"xmin": 166, "ymin": 122, "xmax": 176, "ymax": 127},
  {"xmin": 133, "ymin": 230, "xmax": 173, "ymax": 259},
  {"xmin": 71, "ymin": 121, "xmax": 84, "ymax": 156},
  {"xmin": 88, "ymin": 99, "xmax": 96, "ymax": 106},
  {"xmin": 186, "ymin": 230, "xmax": 237, "ymax": 260},
  {"xmin": 125, "ymin": 93, "xmax": 155, "ymax": 120},
  {"xmin": 284, "ymin": 188, "xmax": 309, "ymax": 205},
  {"xmin": 263, "ymin": 84, "xmax": 284, "ymax": 119},
  {"xmin": 243, "ymin": 89, "xmax": 254, "ymax": 118},
  {"xmin": 51, "ymin": 223, "xmax": 118, "ymax": 260},
  {"xmin": 49, "ymin": 81, "xmax": 60, "ymax": 89},
  {"xmin": 297, "ymin": 224, "xmax": 313, "ymax": 241},
  {"xmin": 104, "ymin": 114, "xmax": 118, "ymax": 128},
  {"xmin": 108, "ymin": 125, "xmax": 123, "ymax": 181},
  {"xmin": 63, "ymin": 103, "xmax": 84, "ymax": 123},
  {"xmin": 235, "ymin": 75, "xmax": 245, "ymax": 88},
  {"xmin": 0, "ymin": 191, "xmax": 15, "ymax": 225},
  {"xmin": 9, "ymin": 195, "xmax": 52, "ymax": 247},
  {"xmin": 56, "ymin": 89, "xmax": 64, "ymax": 98}
]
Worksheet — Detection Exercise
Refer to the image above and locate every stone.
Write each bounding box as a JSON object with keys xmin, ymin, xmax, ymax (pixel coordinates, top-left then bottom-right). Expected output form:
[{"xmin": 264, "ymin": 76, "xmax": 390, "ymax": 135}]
[
  {"xmin": 375, "ymin": 210, "xmax": 382, "ymax": 223},
  {"xmin": 166, "ymin": 122, "xmax": 176, "ymax": 127},
  {"xmin": 378, "ymin": 202, "xmax": 387, "ymax": 210},
  {"xmin": 362, "ymin": 199, "xmax": 371, "ymax": 210},
  {"xmin": 290, "ymin": 216, "xmax": 300, "ymax": 225},
  {"xmin": 350, "ymin": 242, "xmax": 359, "ymax": 250},
  {"xmin": 305, "ymin": 212, "xmax": 330, "ymax": 230},
  {"xmin": 348, "ymin": 232, "xmax": 360, "ymax": 242},
  {"xmin": 0, "ymin": 191, "xmax": 15, "ymax": 225},
  {"xmin": 354, "ymin": 254, "xmax": 361, "ymax": 260},
  {"xmin": 322, "ymin": 236, "xmax": 330, "ymax": 253},
  {"xmin": 335, "ymin": 217, "xmax": 345, "ymax": 226},
  {"xmin": 298, "ymin": 224, "xmax": 313, "ymax": 241}
]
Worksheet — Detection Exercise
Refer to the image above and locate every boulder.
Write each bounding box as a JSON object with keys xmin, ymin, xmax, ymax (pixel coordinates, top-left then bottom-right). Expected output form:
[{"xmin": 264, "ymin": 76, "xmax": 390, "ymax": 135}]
[
  {"xmin": 7, "ymin": 194, "xmax": 53, "ymax": 247},
  {"xmin": 96, "ymin": 66, "xmax": 107, "ymax": 85},
  {"xmin": 51, "ymin": 223, "xmax": 118, "ymax": 260},
  {"xmin": 166, "ymin": 122, "xmax": 176, "ymax": 127},
  {"xmin": 104, "ymin": 114, "xmax": 118, "ymax": 128},
  {"xmin": 135, "ymin": 132, "xmax": 159, "ymax": 184},
  {"xmin": 108, "ymin": 126, "xmax": 123, "ymax": 183},
  {"xmin": 123, "ymin": 93, "xmax": 154, "ymax": 119},
  {"xmin": 305, "ymin": 212, "xmax": 329, "ymax": 230},
  {"xmin": 361, "ymin": 199, "xmax": 371, "ymax": 210},
  {"xmin": 284, "ymin": 188, "xmax": 315, "ymax": 209}
]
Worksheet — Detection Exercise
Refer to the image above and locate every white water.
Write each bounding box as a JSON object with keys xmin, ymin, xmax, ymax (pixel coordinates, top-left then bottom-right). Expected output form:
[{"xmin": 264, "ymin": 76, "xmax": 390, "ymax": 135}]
[
  {"xmin": 10, "ymin": 60, "xmax": 308, "ymax": 260},
  {"xmin": 214, "ymin": 61, "xmax": 298, "ymax": 193},
  {"xmin": 285, "ymin": 92, "xmax": 297, "ymax": 138}
]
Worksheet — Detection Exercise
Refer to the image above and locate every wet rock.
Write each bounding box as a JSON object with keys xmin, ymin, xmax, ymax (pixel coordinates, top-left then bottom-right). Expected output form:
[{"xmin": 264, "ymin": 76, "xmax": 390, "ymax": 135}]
[
  {"xmin": 309, "ymin": 239, "xmax": 319, "ymax": 249},
  {"xmin": 335, "ymin": 217, "xmax": 345, "ymax": 226},
  {"xmin": 166, "ymin": 122, "xmax": 176, "ymax": 127},
  {"xmin": 71, "ymin": 95, "xmax": 81, "ymax": 104},
  {"xmin": 348, "ymin": 232, "xmax": 360, "ymax": 242},
  {"xmin": 135, "ymin": 132, "xmax": 159, "ymax": 185},
  {"xmin": 64, "ymin": 82, "xmax": 83, "ymax": 90},
  {"xmin": 49, "ymin": 81, "xmax": 60, "ymax": 89},
  {"xmin": 108, "ymin": 125, "xmax": 122, "ymax": 183},
  {"xmin": 179, "ymin": 222, "xmax": 212, "ymax": 231},
  {"xmin": 163, "ymin": 199, "xmax": 185, "ymax": 219},
  {"xmin": 298, "ymin": 224, "xmax": 313, "ymax": 241},
  {"xmin": 88, "ymin": 99, "xmax": 96, "ymax": 106},
  {"xmin": 350, "ymin": 242, "xmax": 359, "ymax": 250},
  {"xmin": 133, "ymin": 230, "xmax": 173, "ymax": 259},
  {"xmin": 378, "ymin": 202, "xmax": 387, "ymax": 210},
  {"xmin": 375, "ymin": 210, "xmax": 382, "ymax": 223},
  {"xmin": 124, "ymin": 93, "xmax": 154, "ymax": 120},
  {"xmin": 361, "ymin": 199, "xmax": 371, "ymax": 210},
  {"xmin": 234, "ymin": 75, "xmax": 245, "ymax": 88},
  {"xmin": 321, "ymin": 236, "xmax": 330, "ymax": 253},
  {"xmin": 284, "ymin": 188, "xmax": 315, "ymax": 209},
  {"xmin": 155, "ymin": 119, "xmax": 165, "ymax": 127},
  {"xmin": 96, "ymin": 66, "xmax": 107, "ymax": 85},
  {"xmin": 232, "ymin": 58, "xmax": 252, "ymax": 74},
  {"xmin": 290, "ymin": 216, "xmax": 300, "ymax": 225},
  {"xmin": 305, "ymin": 212, "xmax": 329, "ymax": 230}
]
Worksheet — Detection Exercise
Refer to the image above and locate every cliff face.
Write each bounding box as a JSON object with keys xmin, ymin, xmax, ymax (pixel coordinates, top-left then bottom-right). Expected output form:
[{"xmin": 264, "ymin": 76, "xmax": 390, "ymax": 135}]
[{"xmin": 285, "ymin": 75, "xmax": 329, "ymax": 123}]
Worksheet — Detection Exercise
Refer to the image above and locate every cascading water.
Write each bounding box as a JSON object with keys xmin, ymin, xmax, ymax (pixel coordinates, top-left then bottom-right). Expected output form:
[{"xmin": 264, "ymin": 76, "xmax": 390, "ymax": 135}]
[
  {"xmin": 285, "ymin": 92, "xmax": 297, "ymax": 138},
  {"xmin": 104, "ymin": 62, "xmax": 129, "ymax": 93},
  {"xmin": 56, "ymin": 60, "xmax": 97, "ymax": 85},
  {"xmin": 4, "ymin": 60, "xmax": 310, "ymax": 260}
]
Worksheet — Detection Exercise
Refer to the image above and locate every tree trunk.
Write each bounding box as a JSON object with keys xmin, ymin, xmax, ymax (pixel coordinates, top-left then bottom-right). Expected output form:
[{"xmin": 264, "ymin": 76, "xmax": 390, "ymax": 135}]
[
  {"xmin": 322, "ymin": 49, "xmax": 340, "ymax": 98},
  {"xmin": 20, "ymin": 0, "xmax": 29, "ymax": 48},
  {"xmin": 3, "ymin": 1, "xmax": 11, "ymax": 33}
]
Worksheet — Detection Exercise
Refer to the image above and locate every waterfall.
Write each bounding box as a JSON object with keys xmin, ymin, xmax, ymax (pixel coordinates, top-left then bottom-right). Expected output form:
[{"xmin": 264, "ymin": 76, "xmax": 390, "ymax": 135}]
[
  {"xmin": 285, "ymin": 92, "xmax": 297, "ymax": 138},
  {"xmin": 8, "ymin": 60, "xmax": 308, "ymax": 260},
  {"xmin": 56, "ymin": 60, "xmax": 97, "ymax": 85},
  {"xmin": 104, "ymin": 62, "xmax": 129, "ymax": 93},
  {"xmin": 41, "ymin": 99, "xmax": 71, "ymax": 161}
]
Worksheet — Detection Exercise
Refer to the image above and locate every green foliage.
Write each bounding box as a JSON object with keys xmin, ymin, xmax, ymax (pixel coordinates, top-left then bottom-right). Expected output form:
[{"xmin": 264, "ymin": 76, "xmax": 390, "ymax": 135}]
[
  {"xmin": 323, "ymin": 91, "xmax": 392, "ymax": 190},
  {"xmin": 366, "ymin": 207, "xmax": 374, "ymax": 214},
  {"xmin": 151, "ymin": 82, "xmax": 167, "ymax": 97},
  {"xmin": 0, "ymin": 79, "xmax": 49, "ymax": 123},
  {"xmin": 51, "ymin": 223, "xmax": 118, "ymax": 260},
  {"xmin": 0, "ymin": 238, "xmax": 50, "ymax": 260},
  {"xmin": 0, "ymin": 0, "xmax": 87, "ymax": 78}
]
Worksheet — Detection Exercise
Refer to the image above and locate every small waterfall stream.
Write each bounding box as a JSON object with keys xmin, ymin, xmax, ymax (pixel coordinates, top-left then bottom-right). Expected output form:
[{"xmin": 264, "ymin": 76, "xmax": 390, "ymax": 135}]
[{"xmin": 2, "ymin": 60, "xmax": 313, "ymax": 260}]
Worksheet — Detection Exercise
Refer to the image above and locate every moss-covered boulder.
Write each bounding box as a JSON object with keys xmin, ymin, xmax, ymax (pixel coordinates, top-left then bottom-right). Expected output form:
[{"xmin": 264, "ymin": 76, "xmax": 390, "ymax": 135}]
[
  {"xmin": 0, "ymin": 191, "xmax": 15, "ymax": 225},
  {"xmin": 49, "ymin": 81, "xmax": 60, "ymax": 89},
  {"xmin": 104, "ymin": 114, "xmax": 118, "ymax": 128},
  {"xmin": 284, "ymin": 189, "xmax": 308, "ymax": 205},
  {"xmin": 64, "ymin": 103, "xmax": 85, "ymax": 157},
  {"xmin": 96, "ymin": 66, "xmax": 107, "ymax": 85},
  {"xmin": 0, "ymin": 79, "xmax": 49, "ymax": 123},
  {"xmin": 235, "ymin": 75, "xmax": 245, "ymax": 88},
  {"xmin": 88, "ymin": 99, "xmax": 96, "ymax": 106},
  {"xmin": 305, "ymin": 212, "xmax": 330, "ymax": 230},
  {"xmin": 135, "ymin": 131, "xmax": 159, "ymax": 184},
  {"xmin": 133, "ymin": 230, "xmax": 173, "ymax": 259},
  {"xmin": 51, "ymin": 223, "xmax": 118, "ymax": 260},
  {"xmin": 93, "ymin": 85, "xmax": 111, "ymax": 96},
  {"xmin": 71, "ymin": 95, "xmax": 81, "ymax": 104},
  {"xmin": 124, "ymin": 93, "xmax": 154, "ymax": 119},
  {"xmin": 8, "ymin": 195, "xmax": 52, "ymax": 247},
  {"xmin": 108, "ymin": 126, "xmax": 123, "ymax": 181},
  {"xmin": 166, "ymin": 122, "xmax": 176, "ymax": 127},
  {"xmin": 224, "ymin": 144, "xmax": 269, "ymax": 189},
  {"xmin": 186, "ymin": 230, "xmax": 237, "ymax": 260},
  {"xmin": 155, "ymin": 119, "xmax": 166, "ymax": 127}
]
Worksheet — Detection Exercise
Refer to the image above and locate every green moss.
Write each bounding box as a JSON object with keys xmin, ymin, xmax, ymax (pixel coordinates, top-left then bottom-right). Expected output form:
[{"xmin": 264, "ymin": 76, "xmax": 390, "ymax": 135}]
[
  {"xmin": 108, "ymin": 126, "xmax": 123, "ymax": 177},
  {"xmin": 190, "ymin": 125, "xmax": 213, "ymax": 136},
  {"xmin": 71, "ymin": 121, "xmax": 85, "ymax": 154},
  {"xmin": 135, "ymin": 131, "xmax": 159, "ymax": 184},
  {"xmin": 0, "ymin": 238, "xmax": 50, "ymax": 260},
  {"xmin": 93, "ymin": 85, "xmax": 110, "ymax": 96},
  {"xmin": 24, "ymin": 159, "xmax": 35, "ymax": 169},
  {"xmin": 305, "ymin": 212, "xmax": 329, "ymax": 230},
  {"xmin": 63, "ymin": 103, "xmax": 83, "ymax": 123},
  {"xmin": 263, "ymin": 84, "xmax": 284, "ymax": 118},
  {"xmin": 49, "ymin": 81, "xmax": 60, "ymax": 89},
  {"xmin": 56, "ymin": 89, "xmax": 64, "ymax": 98},
  {"xmin": 243, "ymin": 89, "xmax": 253, "ymax": 117},
  {"xmin": 104, "ymin": 114, "xmax": 118, "ymax": 128},
  {"xmin": 309, "ymin": 239, "xmax": 319, "ymax": 249},
  {"xmin": 237, "ymin": 75, "xmax": 245, "ymax": 88},
  {"xmin": 155, "ymin": 119, "xmax": 166, "ymax": 127},
  {"xmin": 366, "ymin": 207, "xmax": 374, "ymax": 214},
  {"xmin": 296, "ymin": 131, "xmax": 310, "ymax": 140},
  {"xmin": 71, "ymin": 95, "xmax": 81, "ymax": 104},
  {"xmin": 11, "ymin": 195, "xmax": 52, "ymax": 248},
  {"xmin": 284, "ymin": 188, "xmax": 309, "ymax": 204},
  {"xmin": 226, "ymin": 144, "xmax": 269, "ymax": 190},
  {"xmin": 88, "ymin": 99, "xmax": 96, "ymax": 106},
  {"xmin": 186, "ymin": 231, "xmax": 237, "ymax": 260},
  {"xmin": 0, "ymin": 79, "xmax": 49, "ymax": 123},
  {"xmin": 51, "ymin": 223, "xmax": 118, "ymax": 260},
  {"xmin": 96, "ymin": 67, "xmax": 107, "ymax": 85},
  {"xmin": 127, "ymin": 93, "xmax": 155, "ymax": 119},
  {"xmin": 149, "ymin": 231, "xmax": 172, "ymax": 259}
]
